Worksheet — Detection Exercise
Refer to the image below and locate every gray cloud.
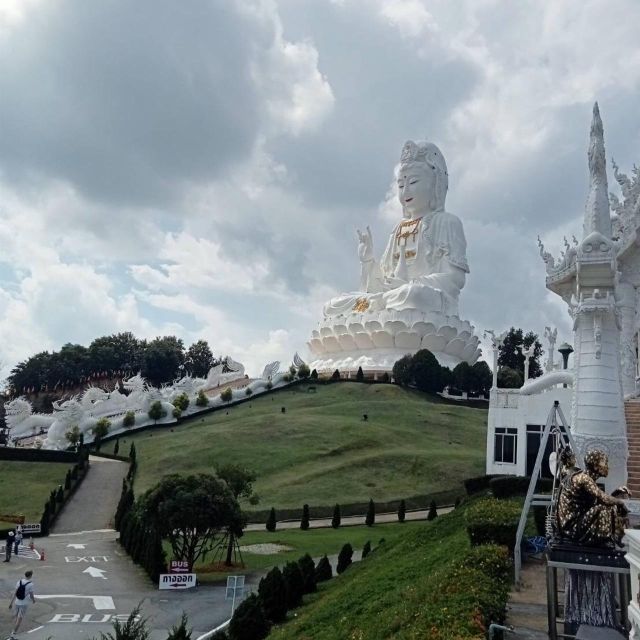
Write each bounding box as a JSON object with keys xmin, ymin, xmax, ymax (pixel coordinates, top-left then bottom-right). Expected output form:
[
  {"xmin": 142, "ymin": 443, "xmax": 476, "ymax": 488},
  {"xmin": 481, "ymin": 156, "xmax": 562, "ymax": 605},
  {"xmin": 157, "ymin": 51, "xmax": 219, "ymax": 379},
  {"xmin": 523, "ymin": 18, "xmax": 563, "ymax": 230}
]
[{"xmin": 0, "ymin": 1, "xmax": 267, "ymax": 206}]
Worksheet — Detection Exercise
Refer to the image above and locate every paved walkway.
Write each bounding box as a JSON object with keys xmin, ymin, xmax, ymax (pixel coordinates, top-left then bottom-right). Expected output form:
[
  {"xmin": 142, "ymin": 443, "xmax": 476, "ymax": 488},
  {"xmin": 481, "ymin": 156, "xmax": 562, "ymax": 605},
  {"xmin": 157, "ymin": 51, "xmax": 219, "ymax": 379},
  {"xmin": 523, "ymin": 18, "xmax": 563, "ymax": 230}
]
[
  {"xmin": 52, "ymin": 456, "xmax": 129, "ymax": 533},
  {"xmin": 0, "ymin": 530, "xmax": 248, "ymax": 640},
  {"xmin": 245, "ymin": 506, "xmax": 454, "ymax": 531},
  {"xmin": 506, "ymin": 559, "xmax": 549, "ymax": 639}
]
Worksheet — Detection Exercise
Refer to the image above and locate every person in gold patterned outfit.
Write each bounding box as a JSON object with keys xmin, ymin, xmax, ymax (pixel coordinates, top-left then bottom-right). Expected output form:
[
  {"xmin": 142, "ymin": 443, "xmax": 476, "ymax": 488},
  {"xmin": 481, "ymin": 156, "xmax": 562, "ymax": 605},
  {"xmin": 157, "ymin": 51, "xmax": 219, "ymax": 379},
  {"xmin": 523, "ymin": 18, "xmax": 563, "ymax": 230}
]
[{"xmin": 556, "ymin": 448, "xmax": 629, "ymax": 547}]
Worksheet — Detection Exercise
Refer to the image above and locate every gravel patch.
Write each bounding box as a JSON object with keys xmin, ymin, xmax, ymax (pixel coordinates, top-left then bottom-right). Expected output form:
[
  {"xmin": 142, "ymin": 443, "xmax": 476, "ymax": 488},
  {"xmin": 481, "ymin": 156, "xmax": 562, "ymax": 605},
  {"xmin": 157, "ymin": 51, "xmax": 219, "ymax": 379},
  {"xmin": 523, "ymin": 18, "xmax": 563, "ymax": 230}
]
[{"xmin": 239, "ymin": 543, "xmax": 294, "ymax": 555}]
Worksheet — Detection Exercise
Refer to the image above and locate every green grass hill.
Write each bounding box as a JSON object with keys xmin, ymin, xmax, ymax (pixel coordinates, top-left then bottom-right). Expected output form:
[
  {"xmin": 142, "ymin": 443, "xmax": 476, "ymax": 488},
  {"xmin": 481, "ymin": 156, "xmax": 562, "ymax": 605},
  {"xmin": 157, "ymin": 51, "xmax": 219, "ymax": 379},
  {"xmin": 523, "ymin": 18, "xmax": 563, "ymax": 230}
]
[
  {"xmin": 269, "ymin": 502, "xmax": 510, "ymax": 639},
  {"xmin": 105, "ymin": 382, "xmax": 487, "ymax": 510}
]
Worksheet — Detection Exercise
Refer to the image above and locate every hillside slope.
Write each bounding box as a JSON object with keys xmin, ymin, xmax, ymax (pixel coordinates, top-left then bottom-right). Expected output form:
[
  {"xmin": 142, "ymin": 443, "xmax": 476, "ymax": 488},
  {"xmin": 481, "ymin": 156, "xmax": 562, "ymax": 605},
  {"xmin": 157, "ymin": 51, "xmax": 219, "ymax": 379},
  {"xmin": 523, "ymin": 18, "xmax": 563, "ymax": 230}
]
[
  {"xmin": 269, "ymin": 503, "xmax": 509, "ymax": 639},
  {"xmin": 107, "ymin": 382, "xmax": 487, "ymax": 508}
]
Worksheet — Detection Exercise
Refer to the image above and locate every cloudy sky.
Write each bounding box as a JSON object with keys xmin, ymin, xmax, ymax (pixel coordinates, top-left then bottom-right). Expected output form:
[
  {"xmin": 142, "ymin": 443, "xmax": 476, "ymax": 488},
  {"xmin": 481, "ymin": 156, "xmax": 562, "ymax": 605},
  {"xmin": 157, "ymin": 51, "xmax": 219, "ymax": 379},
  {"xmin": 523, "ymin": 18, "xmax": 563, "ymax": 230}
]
[{"xmin": 1, "ymin": 0, "xmax": 639, "ymax": 378}]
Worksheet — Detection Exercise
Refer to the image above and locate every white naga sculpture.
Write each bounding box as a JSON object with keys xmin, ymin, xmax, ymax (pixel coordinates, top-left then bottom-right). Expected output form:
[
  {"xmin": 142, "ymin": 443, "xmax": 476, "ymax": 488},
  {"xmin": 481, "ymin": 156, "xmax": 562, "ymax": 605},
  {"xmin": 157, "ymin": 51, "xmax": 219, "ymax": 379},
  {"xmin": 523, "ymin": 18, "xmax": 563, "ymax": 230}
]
[
  {"xmin": 4, "ymin": 398, "xmax": 55, "ymax": 440},
  {"xmin": 309, "ymin": 139, "xmax": 480, "ymax": 373},
  {"xmin": 4, "ymin": 354, "xmax": 292, "ymax": 450}
]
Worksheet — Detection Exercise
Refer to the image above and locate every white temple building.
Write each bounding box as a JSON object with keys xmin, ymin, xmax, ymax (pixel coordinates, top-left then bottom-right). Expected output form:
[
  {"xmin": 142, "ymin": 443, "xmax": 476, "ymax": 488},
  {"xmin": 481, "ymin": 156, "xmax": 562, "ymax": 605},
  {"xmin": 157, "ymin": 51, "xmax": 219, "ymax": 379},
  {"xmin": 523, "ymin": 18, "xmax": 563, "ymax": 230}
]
[{"xmin": 486, "ymin": 104, "xmax": 640, "ymax": 493}]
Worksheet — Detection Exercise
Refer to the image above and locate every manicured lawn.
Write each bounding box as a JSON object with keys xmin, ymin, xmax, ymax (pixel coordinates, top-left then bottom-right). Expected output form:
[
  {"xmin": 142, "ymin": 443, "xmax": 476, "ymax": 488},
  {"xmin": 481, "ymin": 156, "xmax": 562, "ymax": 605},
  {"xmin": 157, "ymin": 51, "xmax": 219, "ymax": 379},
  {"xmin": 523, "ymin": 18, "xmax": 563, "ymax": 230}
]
[
  {"xmin": 104, "ymin": 383, "xmax": 487, "ymax": 509},
  {"xmin": 0, "ymin": 461, "xmax": 72, "ymax": 522},
  {"xmin": 192, "ymin": 520, "xmax": 428, "ymax": 581}
]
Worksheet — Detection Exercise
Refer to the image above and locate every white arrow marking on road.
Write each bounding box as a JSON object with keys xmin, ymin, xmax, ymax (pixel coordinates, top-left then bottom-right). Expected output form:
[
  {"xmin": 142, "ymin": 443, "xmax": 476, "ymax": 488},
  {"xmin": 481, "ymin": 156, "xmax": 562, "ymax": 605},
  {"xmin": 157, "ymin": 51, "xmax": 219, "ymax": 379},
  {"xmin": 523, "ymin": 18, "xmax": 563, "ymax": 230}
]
[
  {"xmin": 38, "ymin": 595, "xmax": 115, "ymax": 610},
  {"xmin": 83, "ymin": 566, "xmax": 107, "ymax": 579},
  {"xmin": 67, "ymin": 543, "xmax": 86, "ymax": 549}
]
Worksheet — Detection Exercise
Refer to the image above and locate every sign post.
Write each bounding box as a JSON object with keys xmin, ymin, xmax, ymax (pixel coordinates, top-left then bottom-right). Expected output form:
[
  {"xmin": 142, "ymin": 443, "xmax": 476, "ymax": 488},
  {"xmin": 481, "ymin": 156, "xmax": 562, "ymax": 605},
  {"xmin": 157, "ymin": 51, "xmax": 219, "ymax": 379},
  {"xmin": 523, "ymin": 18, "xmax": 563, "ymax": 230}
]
[
  {"xmin": 159, "ymin": 573, "xmax": 196, "ymax": 590},
  {"xmin": 225, "ymin": 575, "xmax": 245, "ymax": 616}
]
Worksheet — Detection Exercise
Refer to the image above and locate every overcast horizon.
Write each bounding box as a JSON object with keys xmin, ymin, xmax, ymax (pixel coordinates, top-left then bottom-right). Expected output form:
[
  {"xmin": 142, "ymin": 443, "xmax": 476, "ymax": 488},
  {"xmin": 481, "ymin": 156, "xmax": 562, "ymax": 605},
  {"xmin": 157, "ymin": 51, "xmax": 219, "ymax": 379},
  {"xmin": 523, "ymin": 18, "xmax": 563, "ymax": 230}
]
[{"xmin": 1, "ymin": 0, "xmax": 639, "ymax": 379}]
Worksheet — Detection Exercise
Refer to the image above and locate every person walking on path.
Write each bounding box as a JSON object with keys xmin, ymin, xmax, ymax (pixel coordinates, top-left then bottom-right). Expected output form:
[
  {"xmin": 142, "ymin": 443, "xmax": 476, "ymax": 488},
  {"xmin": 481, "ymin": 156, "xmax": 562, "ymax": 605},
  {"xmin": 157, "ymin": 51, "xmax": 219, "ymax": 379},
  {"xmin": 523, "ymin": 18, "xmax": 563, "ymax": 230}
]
[
  {"xmin": 12, "ymin": 528, "xmax": 22, "ymax": 556},
  {"xmin": 8, "ymin": 570, "xmax": 35, "ymax": 639},
  {"xmin": 3, "ymin": 531, "xmax": 14, "ymax": 562}
]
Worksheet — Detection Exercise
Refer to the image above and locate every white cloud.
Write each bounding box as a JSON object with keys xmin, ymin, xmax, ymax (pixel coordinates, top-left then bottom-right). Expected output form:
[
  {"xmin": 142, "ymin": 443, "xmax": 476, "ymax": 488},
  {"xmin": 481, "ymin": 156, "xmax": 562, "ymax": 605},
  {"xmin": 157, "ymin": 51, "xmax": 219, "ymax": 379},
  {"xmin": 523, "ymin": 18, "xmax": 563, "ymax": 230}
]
[
  {"xmin": 1, "ymin": 0, "xmax": 640, "ymax": 385},
  {"xmin": 377, "ymin": 0, "xmax": 437, "ymax": 39}
]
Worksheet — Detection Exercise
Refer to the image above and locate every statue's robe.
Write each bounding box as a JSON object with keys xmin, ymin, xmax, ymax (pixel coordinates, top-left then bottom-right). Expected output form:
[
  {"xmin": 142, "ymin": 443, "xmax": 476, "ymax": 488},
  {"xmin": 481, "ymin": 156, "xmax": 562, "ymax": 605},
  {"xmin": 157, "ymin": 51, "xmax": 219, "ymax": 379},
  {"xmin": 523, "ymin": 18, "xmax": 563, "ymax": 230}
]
[{"xmin": 323, "ymin": 209, "xmax": 468, "ymax": 318}]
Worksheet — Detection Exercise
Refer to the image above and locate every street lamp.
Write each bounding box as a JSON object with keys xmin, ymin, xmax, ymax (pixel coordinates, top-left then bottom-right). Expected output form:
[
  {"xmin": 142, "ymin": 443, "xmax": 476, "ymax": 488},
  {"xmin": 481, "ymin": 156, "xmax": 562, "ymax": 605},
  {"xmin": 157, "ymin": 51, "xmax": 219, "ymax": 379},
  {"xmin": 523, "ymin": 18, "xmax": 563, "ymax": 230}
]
[{"xmin": 558, "ymin": 342, "xmax": 574, "ymax": 388}]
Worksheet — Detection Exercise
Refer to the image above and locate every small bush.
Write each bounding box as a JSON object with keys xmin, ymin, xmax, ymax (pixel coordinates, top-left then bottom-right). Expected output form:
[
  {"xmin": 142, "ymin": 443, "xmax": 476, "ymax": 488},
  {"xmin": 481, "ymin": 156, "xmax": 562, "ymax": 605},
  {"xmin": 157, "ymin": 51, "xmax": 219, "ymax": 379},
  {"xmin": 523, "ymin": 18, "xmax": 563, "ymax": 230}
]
[
  {"xmin": 148, "ymin": 400, "xmax": 166, "ymax": 423},
  {"xmin": 220, "ymin": 387, "xmax": 233, "ymax": 402},
  {"xmin": 99, "ymin": 604, "xmax": 150, "ymax": 640},
  {"xmin": 298, "ymin": 553, "xmax": 317, "ymax": 594},
  {"xmin": 465, "ymin": 498, "xmax": 521, "ymax": 554},
  {"xmin": 245, "ymin": 387, "xmax": 253, "ymax": 397},
  {"xmin": 356, "ymin": 366, "xmax": 364, "ymax": 381},
  {"xmin": 397, "ymin": 499, "xmax": 406, "ymax": 523},
  {"xmin": 427, "ymin": 500, "xmax": 438, "ymax": 521},
  {"xmin": 337, "ymin": 543, "xmax": 353, "ymax": 574},
  {"xmin": 365, "ymin": 499, "xmax": 375, "ymax": 527},
  {"xmin": 228, "ymin": 593, "xmax": 270, "ymax": 640},
  {"xmin": 166, "ymin": 612, "xmax": 192, "ymax": 640},
  {"xmin": 282, "ymin": 561, "xmax": 304, "ymax": 609},
  {"xmin": 173, "ymin": 392, "xmax": 190, "ymax": 412},
  {"xmin": 315, "ymin": 555, "xmax": 332, "ymax": 582},
  {"xmin": 331, "ymin": 503, "xmax": 341, "ymax": 529},
  {"xmin": 123, "ymin": 411, "xmax": 135, "ymax": 428},
  {"xmin": 362, "ymin": 540, "xmax": 371, "ymax": 559},
  {"xmin": 298, "ymin": 363, "xmax": 310, "ymax": 378},
  {"xmin": 300, "ymin": 504, "xmax": 310, "ymax": 530},
  {"xmin": 172, "ymin": 406, "xmax": 182, "ymax": 419},
  {"xmin": 331, "ymin": 369, "xmax": 340, "ymax": 380},
  {"xmin": 258, "ymin": 567, "xmax": 287, "ymax": 623},
  {"xmin": 381, "ymin": 371, "xmax": 390, "ymax": 383},
  {"xmin": 195, "ymin": 389, "xmax": 209, "ymax": 407},
  {"xmin": 266, "ymin": 507, "xmax": 276, "ymax": 532},
  {"xmin": 310, "ymin": 369, "xmax": 318, "ymax": 380}
]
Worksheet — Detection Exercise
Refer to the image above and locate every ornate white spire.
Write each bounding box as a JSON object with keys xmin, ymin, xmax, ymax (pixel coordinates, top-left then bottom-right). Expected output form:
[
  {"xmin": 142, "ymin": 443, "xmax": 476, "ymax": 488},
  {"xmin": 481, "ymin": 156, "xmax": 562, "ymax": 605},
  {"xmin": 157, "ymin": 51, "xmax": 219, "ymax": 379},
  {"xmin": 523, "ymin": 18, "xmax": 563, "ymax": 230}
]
[{"xmin": 583, "ymin": 102, "xmax": 612, "ymax": 239}]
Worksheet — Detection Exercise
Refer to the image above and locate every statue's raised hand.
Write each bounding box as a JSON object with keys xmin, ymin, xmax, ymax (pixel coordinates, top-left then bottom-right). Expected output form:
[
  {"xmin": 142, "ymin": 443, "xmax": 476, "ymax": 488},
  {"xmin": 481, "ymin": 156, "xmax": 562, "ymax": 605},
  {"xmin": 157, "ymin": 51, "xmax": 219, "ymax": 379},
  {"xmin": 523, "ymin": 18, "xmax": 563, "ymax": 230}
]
[{"xmin": 357, "ymin": 226, "xmax": 374, "ymax": 263}]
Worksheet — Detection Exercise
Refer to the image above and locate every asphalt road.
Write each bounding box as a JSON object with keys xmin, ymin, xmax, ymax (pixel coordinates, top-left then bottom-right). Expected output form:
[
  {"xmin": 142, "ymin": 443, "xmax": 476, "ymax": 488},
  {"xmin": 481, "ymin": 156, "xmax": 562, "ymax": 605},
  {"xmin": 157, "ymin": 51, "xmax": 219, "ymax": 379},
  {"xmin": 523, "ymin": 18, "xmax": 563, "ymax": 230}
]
[{"xmin": 0, "ymin": 530, "xmax": 255, "ymax": 640}]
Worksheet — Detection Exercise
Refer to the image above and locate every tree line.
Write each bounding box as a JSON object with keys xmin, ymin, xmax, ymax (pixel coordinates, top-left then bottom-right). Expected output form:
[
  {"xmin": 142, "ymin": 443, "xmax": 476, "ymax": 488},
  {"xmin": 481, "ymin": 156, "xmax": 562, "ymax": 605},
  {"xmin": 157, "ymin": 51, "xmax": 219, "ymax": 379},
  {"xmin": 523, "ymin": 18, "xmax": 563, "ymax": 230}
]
[
  {"xmin": 7, "ymin": 332, "xmax": 222, "ymax": 395},
  {"xmin": 391, "ymin": 328, "xmax": 544, "ymax": 394}
]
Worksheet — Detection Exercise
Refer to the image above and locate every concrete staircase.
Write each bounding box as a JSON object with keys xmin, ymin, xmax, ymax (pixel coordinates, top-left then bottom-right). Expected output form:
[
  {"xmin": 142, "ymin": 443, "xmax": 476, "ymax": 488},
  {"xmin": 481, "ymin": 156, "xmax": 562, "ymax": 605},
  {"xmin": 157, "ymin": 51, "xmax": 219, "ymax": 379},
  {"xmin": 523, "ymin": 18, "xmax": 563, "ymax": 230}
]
[{"xmin": 625, "ymin": 400, "xmax": 640, "ymax": 496}]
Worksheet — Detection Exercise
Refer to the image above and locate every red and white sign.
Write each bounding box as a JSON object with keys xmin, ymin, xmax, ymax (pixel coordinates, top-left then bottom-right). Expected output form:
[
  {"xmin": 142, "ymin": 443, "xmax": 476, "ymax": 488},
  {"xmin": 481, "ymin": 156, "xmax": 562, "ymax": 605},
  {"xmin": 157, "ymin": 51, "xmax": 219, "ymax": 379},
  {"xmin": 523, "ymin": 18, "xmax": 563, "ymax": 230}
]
[
  {"xmin": 170, "ymin": 560, "xmax": 190, "ymax": 574},
  {"xmin": 159, "ymin": 573, "xmax": 196, "ymax": 590}
]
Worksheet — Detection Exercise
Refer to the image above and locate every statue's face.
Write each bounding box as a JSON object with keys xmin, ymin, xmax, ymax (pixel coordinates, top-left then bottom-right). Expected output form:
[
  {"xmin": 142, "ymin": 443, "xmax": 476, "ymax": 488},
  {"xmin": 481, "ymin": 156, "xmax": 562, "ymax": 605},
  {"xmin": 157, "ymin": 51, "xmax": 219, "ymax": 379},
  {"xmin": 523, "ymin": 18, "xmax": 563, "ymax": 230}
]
[
  {"xmin": 598, "ymin": 457, "xmax": 609, "ymax": 478},
  {"xmin": 397, "ymin": 162, "xmax": 435, "ymax": 218}
]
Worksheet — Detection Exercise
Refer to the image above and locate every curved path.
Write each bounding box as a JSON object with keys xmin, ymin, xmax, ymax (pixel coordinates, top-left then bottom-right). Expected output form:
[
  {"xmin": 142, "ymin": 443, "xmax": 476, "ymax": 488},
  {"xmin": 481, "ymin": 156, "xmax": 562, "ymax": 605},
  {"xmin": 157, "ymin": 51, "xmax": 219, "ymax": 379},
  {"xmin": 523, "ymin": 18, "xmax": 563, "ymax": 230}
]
[{"xmin": 52, "ymin": 456, "xmax": 129, "ymax": 533}]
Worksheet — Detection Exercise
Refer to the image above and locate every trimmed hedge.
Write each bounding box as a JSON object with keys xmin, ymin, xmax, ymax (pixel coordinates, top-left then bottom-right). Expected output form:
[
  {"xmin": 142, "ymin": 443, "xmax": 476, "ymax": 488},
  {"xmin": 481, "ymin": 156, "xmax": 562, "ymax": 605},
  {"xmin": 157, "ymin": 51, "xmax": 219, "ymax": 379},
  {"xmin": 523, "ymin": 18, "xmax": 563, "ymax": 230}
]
[
  {"xmin": 489, "ymin": 475, "xmax": 553, "ymax": 499},
  {"xmin": 463, "ymin": 474, "xmax": 501, "ymax": 496},
  {"xmin": 38, "ymin": 449, "xmax": 91, "ymax": 536},
  {"xmin": 421, "ymin": 544, "xmax": 511, "ymax": 639},
  {"xmin": 465, "ymin": 498, "xmax": 521, "ymax": 554},
  {"xmin": 0, "ymin": 447, "xmax": 79, "ymax": 463}
]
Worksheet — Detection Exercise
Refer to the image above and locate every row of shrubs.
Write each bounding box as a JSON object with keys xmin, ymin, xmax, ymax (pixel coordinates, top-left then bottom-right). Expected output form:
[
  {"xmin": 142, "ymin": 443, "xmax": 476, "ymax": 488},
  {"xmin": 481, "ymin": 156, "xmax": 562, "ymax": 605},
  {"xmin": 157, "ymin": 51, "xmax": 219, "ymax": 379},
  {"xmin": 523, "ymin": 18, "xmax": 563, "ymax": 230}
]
[
  {"xmin": 39, "ymin": 448, "xmax": 90, "ymax": 535},
  {"xmin": 112, "ymin": 445, "xmax": 168, "ymax": 582},
  {"xmin": 254, "ymin": 493, "xmax": 452, "ymax": 527},
  {"xmin": 0, "ymin": 446, "xmax": 79, "ymax": 463},
  {"xmin": 264, "ymin": 499, "xmax": 440, "ymax": 531},
  {"xmin": 219, "ymin": 540, "xmax": 381, "ymax": 640}
]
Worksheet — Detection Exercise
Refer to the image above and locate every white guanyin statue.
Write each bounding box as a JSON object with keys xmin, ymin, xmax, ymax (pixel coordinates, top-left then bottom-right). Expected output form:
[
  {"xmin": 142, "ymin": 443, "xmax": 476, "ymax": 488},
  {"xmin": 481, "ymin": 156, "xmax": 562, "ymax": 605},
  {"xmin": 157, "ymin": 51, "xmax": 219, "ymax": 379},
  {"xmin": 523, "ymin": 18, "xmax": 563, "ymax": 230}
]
[
  {"xmin": 324, "ymin": 140, "xmax": 468, "ymax": 317},
  {"xmin": 308, "ymin": 139, "xmax": 480, "ymax": 373}
]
